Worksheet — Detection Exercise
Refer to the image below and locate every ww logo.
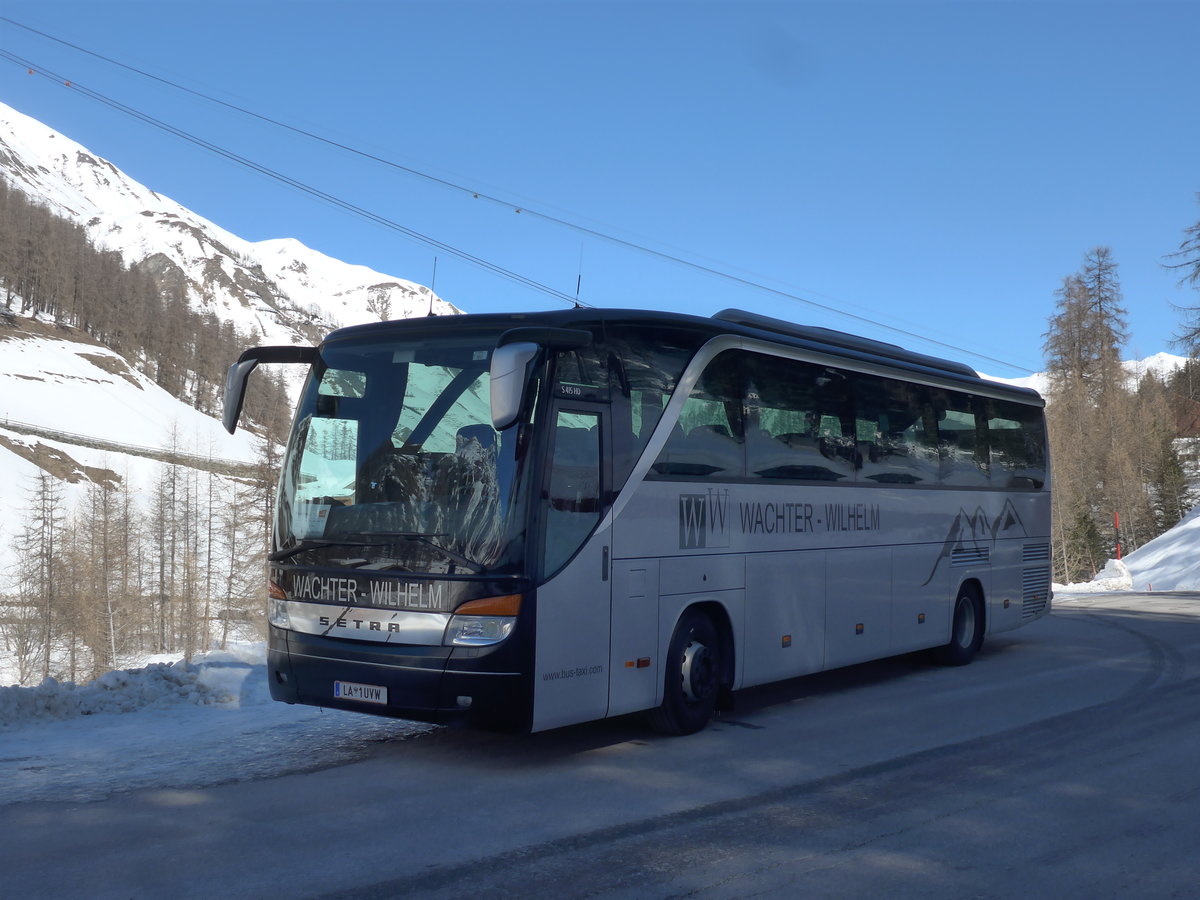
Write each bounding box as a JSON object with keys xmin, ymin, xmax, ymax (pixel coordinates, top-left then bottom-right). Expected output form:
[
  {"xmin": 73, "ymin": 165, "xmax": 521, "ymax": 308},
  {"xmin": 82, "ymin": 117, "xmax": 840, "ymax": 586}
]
[{"xmin": 679, "ymin": 490, "xmax": 730, "ymax": 549}]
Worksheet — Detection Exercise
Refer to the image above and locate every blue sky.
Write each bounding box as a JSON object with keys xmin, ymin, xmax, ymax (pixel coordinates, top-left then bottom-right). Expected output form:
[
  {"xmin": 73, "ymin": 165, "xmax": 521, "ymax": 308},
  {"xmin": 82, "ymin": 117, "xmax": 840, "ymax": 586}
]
[{"xmin": 0, "ymin": 0, "xmax": 1197, "ymax": 376}]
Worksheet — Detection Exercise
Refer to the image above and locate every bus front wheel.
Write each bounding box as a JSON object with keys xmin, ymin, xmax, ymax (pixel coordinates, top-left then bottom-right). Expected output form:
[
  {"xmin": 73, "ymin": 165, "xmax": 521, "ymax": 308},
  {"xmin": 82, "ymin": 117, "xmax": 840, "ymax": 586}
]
[
  {"xmin": 932, "ymin": 583, "xmax": 984, "ymax": 666},
  {"xmin": 648, "ymin": 608, "xmax": 721, "ymax": 736}
]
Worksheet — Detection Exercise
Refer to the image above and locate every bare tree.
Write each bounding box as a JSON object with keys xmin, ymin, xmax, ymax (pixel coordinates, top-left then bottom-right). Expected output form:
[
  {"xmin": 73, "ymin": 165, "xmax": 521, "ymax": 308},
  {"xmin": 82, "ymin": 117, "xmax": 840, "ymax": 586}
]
[
  {"xmin": 0, "ymin": 600, "xmax": 45, "ymax": 687},
  {"xmin": 1165, "ymin": 195, "xmax": 1200, "ymax": 354},
  {"xmin": 15, "ymin": 473, "xmax": 66, "ymax": 680}
]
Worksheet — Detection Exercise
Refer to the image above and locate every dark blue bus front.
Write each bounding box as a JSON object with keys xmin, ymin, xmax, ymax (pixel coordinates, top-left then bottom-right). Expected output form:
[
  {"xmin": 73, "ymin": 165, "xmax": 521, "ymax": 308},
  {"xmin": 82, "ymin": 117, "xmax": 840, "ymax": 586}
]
[{"xmin": 262, "ymin": 321, "xmax": 540, "ymax": 729}]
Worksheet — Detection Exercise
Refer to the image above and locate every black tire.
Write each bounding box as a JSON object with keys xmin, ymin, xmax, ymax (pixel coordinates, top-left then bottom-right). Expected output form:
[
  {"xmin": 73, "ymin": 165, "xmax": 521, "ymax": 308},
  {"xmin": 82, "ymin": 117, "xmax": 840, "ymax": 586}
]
[
  {"xmin": 647, "ymin": 609, "xmax": 721, "ymax": 736},
  {"xmin": 932, "ymin": 583, "xmax": 985, "ymax": 666}
]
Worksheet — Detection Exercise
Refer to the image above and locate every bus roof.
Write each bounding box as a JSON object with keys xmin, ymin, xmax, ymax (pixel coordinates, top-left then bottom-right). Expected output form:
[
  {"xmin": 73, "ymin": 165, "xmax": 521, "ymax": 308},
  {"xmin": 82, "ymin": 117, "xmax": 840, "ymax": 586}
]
[{"xmin": 322, "ymin": 307, "xmax": 1042, "ymax": 404}]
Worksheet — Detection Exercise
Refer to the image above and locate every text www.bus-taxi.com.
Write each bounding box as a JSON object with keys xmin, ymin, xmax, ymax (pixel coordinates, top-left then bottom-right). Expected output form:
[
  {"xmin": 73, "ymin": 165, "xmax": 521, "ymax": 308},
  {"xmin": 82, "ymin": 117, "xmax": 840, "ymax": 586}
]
[{"xmin": 542, "ymin": 664, "xmax": 604, "ymax": 682}]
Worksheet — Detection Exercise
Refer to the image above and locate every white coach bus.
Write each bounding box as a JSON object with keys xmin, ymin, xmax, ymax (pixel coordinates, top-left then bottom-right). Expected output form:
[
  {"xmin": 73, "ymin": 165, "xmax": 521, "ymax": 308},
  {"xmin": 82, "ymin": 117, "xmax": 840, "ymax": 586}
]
[{"xmin": 223, "ymin": 307, "xmax": 1051, "ymax": 735}]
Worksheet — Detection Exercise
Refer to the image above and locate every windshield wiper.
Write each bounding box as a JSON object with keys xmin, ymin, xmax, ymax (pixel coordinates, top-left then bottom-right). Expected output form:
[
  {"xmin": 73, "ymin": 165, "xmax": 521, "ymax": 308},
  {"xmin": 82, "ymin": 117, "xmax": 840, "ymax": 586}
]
[
  {"xmin": 271, "ymin": 533, "xmax": 486, "ymax": 574},
  {"xmin": 268, "ymin": 539, "xmax": 390, "ymax": 562},
  {"xmin": 369, "ymin": 531, "xmax": 487, "ymax": 575}
]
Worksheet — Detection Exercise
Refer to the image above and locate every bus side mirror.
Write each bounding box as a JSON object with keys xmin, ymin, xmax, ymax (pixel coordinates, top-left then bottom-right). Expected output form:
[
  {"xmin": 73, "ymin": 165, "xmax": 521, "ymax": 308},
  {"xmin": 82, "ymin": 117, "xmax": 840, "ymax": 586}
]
[
  {"xmin": 490, "ymin": 342, "xmax": 540, "ymax": 431},
  {"xmin": 490, "ymin": 327, "xmax": 591, "ymax": 431},
  {"xmin": 223, "ymin": 358, "xmax": 260, "ymax": 434},
  {"xmin": 222, "ymin": 345, "xmax": 318, "ymax": 434}
]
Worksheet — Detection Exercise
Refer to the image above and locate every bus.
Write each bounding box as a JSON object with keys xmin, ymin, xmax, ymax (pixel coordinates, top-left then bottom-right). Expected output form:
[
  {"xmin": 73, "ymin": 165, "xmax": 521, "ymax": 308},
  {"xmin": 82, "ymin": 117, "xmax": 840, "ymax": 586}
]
[{"xmin": 223, "ymin": 307, "xmax": 1051, "ymax": 735}]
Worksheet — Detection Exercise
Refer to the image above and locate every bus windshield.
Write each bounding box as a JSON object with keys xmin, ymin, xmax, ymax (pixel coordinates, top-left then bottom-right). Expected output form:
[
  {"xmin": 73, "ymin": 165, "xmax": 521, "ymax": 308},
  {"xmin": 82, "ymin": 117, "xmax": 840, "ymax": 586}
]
[{"xmin": 273, "ymin": 332, "xmax": 532, "ymax": 576}]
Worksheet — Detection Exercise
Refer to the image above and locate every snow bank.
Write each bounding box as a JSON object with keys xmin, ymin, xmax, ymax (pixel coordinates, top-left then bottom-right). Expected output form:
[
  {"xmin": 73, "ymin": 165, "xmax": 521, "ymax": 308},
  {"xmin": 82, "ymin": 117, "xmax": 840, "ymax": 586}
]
[
  {"xmin": 0, "ymin": 644, "xmax": 265, "ymax": 727},
  {"xmin": 1054, "ymin": 558, "xmax": 1134, "ymax": 595},
  {"xmin": 1053, "ymin": 505, "xmax": 1200, "ymax": 595},
  {"xmin": 1057, "ymin": 507, "xmax": 1200, "ymax": 594}
]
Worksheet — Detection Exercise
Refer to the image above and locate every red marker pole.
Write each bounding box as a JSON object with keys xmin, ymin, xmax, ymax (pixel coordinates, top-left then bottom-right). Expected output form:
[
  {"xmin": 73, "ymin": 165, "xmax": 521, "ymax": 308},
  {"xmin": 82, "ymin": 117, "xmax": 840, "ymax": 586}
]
[{"xmin": 1114, "ymin": 511, "xmax": 1121, "ymax": 560}]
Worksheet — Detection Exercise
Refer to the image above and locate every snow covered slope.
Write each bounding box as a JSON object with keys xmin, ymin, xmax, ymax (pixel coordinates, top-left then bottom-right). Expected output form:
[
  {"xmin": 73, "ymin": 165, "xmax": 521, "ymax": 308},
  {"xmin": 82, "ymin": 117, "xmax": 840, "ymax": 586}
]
[
  {"xmin": 0, "ymin": 316, "xmax": 260, "ymax": 590},
  {"xmin": 1123, "ymin": 506, "xmax": 1200, "ymax": 591},
  {"xmin": 0, "ymin": 318, "xmax": 256, "ymax": 458}
]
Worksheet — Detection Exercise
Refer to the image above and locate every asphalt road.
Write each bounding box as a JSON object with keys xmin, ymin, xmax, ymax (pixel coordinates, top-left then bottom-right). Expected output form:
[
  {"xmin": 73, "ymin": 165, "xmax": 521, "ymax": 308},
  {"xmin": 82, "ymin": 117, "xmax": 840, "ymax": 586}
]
[{"xmin": 4, "ymin": 592, "xmax": 1199, "ymax": 899}]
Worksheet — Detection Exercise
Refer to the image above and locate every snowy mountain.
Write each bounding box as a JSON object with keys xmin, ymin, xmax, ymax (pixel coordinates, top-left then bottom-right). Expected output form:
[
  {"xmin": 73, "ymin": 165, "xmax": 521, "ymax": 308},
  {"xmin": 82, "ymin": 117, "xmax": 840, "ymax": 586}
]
[
  {"xmin": 983, "ymin": 352, "xmax": 1189, "ymax": 395},
  {"xmin": 0, "ymin": 100, "xmax": 457, "ymax": 345}
]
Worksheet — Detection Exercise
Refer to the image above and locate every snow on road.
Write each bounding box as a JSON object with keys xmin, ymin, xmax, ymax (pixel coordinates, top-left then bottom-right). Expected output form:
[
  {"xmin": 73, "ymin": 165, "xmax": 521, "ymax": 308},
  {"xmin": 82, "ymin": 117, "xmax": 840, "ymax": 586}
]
[{"xmin": 0, "ymin": 643, "xmax": 430, "ymax": 805}]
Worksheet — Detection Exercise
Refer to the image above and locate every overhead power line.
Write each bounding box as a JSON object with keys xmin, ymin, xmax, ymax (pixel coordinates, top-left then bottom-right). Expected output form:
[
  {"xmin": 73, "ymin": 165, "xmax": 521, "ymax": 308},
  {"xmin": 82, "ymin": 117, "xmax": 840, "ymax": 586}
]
[
  {"xmin": 0, "ymin": 17, "xmax": 1037, "ymax": 372},
  {"xmin": 0, "ymin": 45, "xmax": 583, "ymax": 307}
]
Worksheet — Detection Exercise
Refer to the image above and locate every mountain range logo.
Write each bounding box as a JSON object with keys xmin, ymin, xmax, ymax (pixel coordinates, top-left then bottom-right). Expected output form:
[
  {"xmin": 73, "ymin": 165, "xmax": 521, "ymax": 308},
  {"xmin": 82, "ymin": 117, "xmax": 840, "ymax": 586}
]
[{"xmin": 921, "ymin": 499, "xmax": 1027, "ymax": 585}]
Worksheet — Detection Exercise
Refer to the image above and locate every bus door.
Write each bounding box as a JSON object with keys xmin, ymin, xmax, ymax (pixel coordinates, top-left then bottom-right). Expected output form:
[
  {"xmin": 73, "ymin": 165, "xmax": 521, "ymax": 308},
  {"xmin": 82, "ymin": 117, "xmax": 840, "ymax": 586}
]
[{"xmin": 530, "ymin": 402, "xmax": 613, "ymax": 731}]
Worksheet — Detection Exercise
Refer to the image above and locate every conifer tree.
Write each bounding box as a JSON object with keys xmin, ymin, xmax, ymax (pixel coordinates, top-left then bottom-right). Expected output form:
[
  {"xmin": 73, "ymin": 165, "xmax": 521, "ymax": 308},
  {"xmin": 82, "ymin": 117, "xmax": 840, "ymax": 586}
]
[{"xmin": 1042, "ymin": 247, "xmax": 1167, "ymax": 579}]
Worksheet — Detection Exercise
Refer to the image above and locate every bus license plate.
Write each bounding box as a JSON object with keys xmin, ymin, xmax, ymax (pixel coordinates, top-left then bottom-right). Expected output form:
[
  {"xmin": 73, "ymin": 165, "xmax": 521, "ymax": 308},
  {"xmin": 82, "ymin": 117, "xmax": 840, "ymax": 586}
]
[{"xmin": 334, "ymin": 681, "xmax": 388, "ymax": 705}]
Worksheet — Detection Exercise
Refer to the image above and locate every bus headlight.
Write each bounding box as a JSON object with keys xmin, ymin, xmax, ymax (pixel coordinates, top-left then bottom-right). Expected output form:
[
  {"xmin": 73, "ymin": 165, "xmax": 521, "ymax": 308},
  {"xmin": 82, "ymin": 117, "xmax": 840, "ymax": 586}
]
[
  {"xmin": 268, "ymin": 581, "xmax": 291, "ymax": 629},
  {"xmin": 443, "ymin": 594, "xmax": 521, "ymax": 647}
]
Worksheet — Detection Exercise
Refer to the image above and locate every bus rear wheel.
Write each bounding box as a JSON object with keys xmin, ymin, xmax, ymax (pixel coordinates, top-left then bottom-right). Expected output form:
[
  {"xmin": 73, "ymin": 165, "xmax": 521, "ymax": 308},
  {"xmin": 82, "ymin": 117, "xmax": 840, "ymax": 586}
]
[
  {"xmin": 648, "ymin": 608, "xmax": 720, "ymax": 736},
  {"xmin": 932, "ymin": 583, "xmax": 984, "ymax": 666}
]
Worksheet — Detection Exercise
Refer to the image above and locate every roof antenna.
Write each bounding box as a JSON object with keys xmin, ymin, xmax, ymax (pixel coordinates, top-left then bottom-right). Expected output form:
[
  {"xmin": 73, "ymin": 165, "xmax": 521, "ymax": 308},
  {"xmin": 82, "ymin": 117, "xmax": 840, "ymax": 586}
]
[
  {"xmin": 427, "ymin": 257, "xmax": 438, "ymax": 316},
  {"xmin": 574, "ymin": 243, "xmax": 584, "ymax": 308}
]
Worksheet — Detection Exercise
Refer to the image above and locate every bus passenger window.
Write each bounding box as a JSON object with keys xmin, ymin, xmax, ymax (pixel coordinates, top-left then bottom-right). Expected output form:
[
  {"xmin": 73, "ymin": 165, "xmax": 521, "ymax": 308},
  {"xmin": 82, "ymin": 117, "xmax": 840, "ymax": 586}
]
[
  {"xmin": 853, "ymin": 375, "xmax": 938, "ymax": 485},
  {"xmin": 651, "ymin": 352, "xmax": 745, "ymax": 478},
  {"xmin": 745, "ymin": 354, "xmax": 854, "ymax": 482},
  {"xmin": 605, "ymin": 328, "xmax": 704, "ymax": 490},
  {"xmin": 989, "ymin": 399, "xmax": 1047, "ymax": 489},
  {"xmin": 935, "ymin": 390, "xmax": 990, "ymax": 486}
]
